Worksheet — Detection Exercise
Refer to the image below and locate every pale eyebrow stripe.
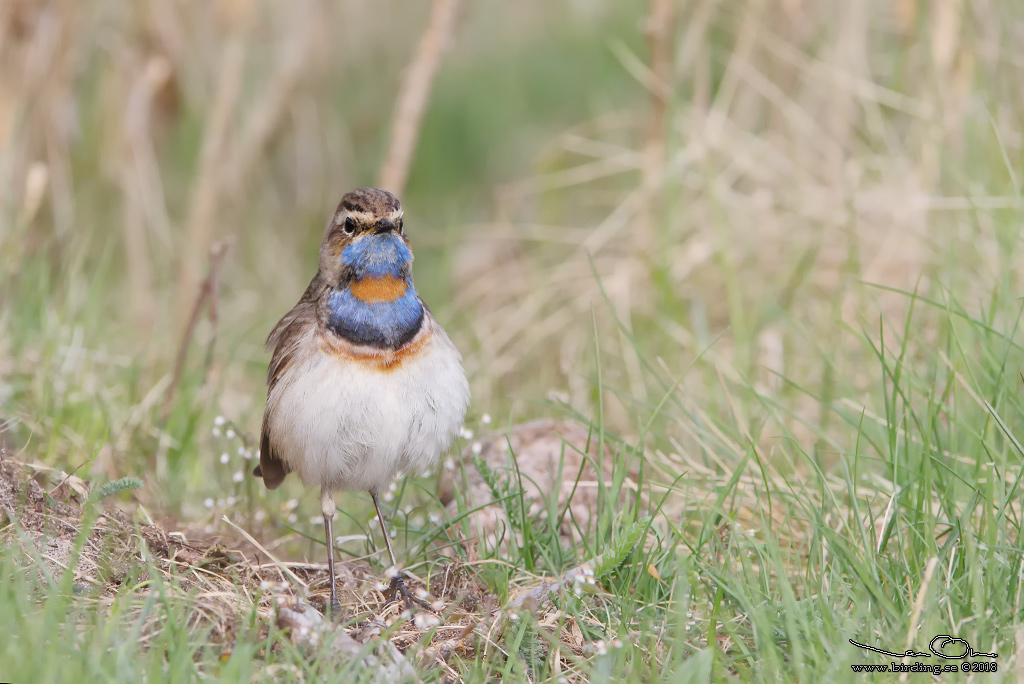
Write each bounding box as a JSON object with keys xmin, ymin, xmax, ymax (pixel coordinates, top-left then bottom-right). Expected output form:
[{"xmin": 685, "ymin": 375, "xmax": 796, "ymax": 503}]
[
  {"xmin": 334, "ymin": 210, "xmax": 375, "ymax": 226},
  {"xmin": 334, "ymin": 208, "xmax": 403, "ymax": 226}
]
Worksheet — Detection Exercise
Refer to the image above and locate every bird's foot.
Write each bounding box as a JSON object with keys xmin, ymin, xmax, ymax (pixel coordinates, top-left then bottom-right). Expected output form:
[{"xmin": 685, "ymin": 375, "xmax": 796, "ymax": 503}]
[
  {"xmin": 326, "ymin": 594, "xmax": 344, "ymax": 621},
  {"xmin": 382, "ymin": 573, "xmax": 433, "ymax": 612}
]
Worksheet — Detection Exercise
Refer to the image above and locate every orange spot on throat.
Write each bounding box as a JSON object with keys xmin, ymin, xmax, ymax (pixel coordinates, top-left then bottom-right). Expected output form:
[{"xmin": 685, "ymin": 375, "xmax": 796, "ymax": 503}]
[{"xmin": 349, "ymin": 276, "xmax": 407, "ymax": 303}]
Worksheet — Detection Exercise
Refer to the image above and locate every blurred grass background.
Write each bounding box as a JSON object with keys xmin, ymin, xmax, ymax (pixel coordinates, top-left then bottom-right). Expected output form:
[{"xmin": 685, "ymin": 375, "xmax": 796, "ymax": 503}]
[
  {"xmin": 0, "ymin": 0, "xmax": 653, "ymax": 502},
  {"xmin": 3, "ymin": 0, "xmax": 1024, "ymax": 680},
  {"xmin": 4, "ymin": 0, "xmax": 1021, "ymax": 505}
]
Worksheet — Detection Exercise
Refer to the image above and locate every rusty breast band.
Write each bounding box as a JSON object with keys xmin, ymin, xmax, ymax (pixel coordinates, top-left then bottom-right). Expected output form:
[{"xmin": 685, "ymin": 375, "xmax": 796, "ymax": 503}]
[{"xmin": 349, "ymin": 275, "xmax": 408, "ymax": 303}]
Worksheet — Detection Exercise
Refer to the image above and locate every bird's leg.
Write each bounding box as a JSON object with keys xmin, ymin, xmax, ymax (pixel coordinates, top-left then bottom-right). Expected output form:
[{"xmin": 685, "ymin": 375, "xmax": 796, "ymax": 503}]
[
  {"xmin": 321, "ymin": 487, "xmax": 342, "ymax": 619},
  {"xmin": 371, "ymin": 492, "xmax": 432, "ymax": 611}
]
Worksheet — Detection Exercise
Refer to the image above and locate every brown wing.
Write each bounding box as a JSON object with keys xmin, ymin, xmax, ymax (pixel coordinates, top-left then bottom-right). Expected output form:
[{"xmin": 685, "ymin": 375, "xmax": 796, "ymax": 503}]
[{"xmin": 253, "ymin": 276, "xmax": 323, "ymax": 489}]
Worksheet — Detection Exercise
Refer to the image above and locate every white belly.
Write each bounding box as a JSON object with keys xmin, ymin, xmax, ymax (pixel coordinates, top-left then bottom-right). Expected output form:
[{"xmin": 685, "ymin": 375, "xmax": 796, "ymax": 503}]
[{"xmin": 265, "ymin": 326, "xmax": 469, "ymax": 494}]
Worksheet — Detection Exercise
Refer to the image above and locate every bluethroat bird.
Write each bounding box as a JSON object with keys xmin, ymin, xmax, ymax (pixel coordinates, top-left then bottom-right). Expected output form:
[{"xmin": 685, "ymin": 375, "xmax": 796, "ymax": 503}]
[{"xmin": 253, "ymin": 188, "xmax": 470, "ymax": 615}]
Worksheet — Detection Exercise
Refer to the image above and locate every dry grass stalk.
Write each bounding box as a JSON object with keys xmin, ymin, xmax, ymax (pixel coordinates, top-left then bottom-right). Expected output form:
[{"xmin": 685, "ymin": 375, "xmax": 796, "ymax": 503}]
[
  {"xmin": 638, "ymin": 0, "xmax": 675, "ymax": 262},
  {"xmin": 377, "ymin": 0, "xmax": 461, "ymax": 196},
  {"xmin": 226, "ymin": 0, "xmax": 321, "ymax": 197},
  {"xmin": 119, "ymin": 57, "xmax": 175, "ymax": 333},
  {"xmin": 173, "ymin": 31, "xmax": 247, "ymax": 329}
]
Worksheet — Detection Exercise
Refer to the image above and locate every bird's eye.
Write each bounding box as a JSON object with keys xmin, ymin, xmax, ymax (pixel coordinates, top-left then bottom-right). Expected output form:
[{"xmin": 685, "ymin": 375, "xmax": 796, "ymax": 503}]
[{"xmin": 342, "ymin": 216, "xmax": 356, "ymax": 236}]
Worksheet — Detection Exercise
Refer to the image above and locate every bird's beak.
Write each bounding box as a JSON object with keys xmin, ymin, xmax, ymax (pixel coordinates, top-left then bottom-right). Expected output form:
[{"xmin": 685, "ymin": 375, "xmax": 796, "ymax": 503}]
[{"xmin": 374, "ymin": 219, "xmax": 397, "ymax": 234}]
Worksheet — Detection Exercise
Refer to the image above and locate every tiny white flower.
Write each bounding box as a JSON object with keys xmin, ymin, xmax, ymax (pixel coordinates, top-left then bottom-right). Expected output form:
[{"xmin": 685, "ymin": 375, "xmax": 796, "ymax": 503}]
[
  {"xmin": 413, "ymin": 612, "xmax": 440, "ymax": 629},
  {"xmin": 389, "ymin": 481, "xmax": 398, "ymax": 492},
  {"xmin": 595, "ymin": 639, "xmax": 607, "ymax": 655},
  {"xmin": 225, "ymin": 429, "xmax": 236, "ymax": 440},
  {"xmin": 226, "ymin": 496, "xmax": 237, "ymax": 505},
  {"xmin": 444, "ymin": 458, "xmax": 455, "ymax": 471},
  {"xmin": 212, "ymin": 427, "xmax": 221, "ymax": 437},
  {"xmin": 375, "ymin": 581, "xmax": 388, "ymax": 592},
  {"xmin": 459, "ymin": 427, "xmax": 474, "ymax": 440},
  {"xmin": 415, "ymin": 588, "xmax": 429, "ymax": 600},
  {"xmin": 286, "ymin": 499, "xmax": 299, "ymax": 510},
  {"xmin": 254, "ymin": 510, "xmax": 266, "ymax": 522},
  {"xmin": 243, "ymin": 450, "xmax": 253, "ymax": 460},
  {"xmin": 481, "ymin": 413, "xmax": 492, "ymax": 425},
  {"xmin": 238, "ymin": 446, "xmax": 246, "ymax": 456},
  {"xmin": 471, "ymin": 441, "xmax": 482, "ymax": 455},
  {"xmin": 220, "ymin": 453, "xmax": 229, "ymax": 464},
  {"xmin": 383, "ymin": 491, "xmax": 394, "ymax": 502},
  {"xmin": 232, "ymin": 471, "xmax": 244, "ymax": 483},
  {"xmin": 384, "ymin": 566, "xmax": 399, "ymax": 579},
  {"xmin": 204, "ymin": 498, "xmax": 214, "ymax": 509},
  {"xmin": 216, "ymin": 498, "xmax": 226, "ymax": 507},
  {"xmin": 214, "ymin": 416, "xmax": 226, "ymax": 427},
  {"xmin": 311, "ymin": 516, "xmax": 324, "ymax": 525},
  {"xmin": 287, "ymin": 513, "xmax": 297, "ymax": 523}
]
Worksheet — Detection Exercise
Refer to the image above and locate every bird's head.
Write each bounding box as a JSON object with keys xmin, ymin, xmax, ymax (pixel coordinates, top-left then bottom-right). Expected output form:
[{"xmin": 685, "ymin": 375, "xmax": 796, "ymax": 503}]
[{"xmin": 318, "ymin": 187, "xmax": 411, "ymax": 287}]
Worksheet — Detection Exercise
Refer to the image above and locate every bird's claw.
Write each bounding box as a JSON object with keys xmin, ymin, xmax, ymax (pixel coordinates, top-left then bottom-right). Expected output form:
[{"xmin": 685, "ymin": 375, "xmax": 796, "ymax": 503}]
[{"xmin": 382, "ymin": 573, "xmax": 433, "ymax": 612}]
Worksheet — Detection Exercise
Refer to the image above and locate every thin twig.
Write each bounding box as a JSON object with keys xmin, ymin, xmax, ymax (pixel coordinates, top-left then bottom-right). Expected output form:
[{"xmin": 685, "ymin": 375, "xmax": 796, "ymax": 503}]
[
  {"xmin": 378, "ymin": 0, "xmax": 461, "ymax": 195},
  {"xmin": 162, "ymin": 241, "xmax": 230, "ymax": 419},
  {"xmin": 45, "ymin": 459, "xmax": 91, "ymax": 500}
]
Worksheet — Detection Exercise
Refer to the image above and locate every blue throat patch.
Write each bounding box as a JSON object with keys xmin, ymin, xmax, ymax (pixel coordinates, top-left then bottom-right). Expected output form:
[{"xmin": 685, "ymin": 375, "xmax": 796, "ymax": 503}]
[
  {"xmin": 341, "ymin": 233, "xmax": 413, "ymax": 279},
  {"xmin": 327, "ymin": 233, "xmax": 424, "ymax": 348}
]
